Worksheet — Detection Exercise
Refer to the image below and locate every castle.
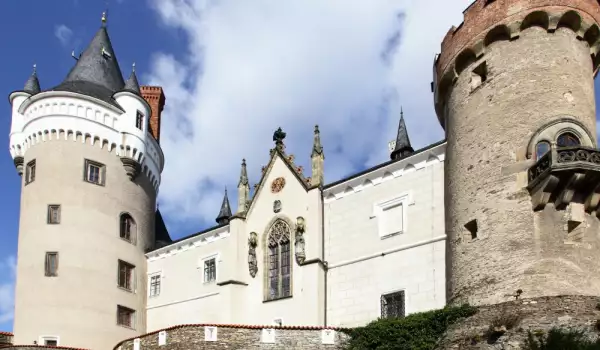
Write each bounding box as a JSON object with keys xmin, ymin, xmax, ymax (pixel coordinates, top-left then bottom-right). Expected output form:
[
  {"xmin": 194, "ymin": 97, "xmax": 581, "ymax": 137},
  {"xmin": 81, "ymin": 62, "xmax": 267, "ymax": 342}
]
[{"xmin": 5, "ymin": 0, "xmax": 600, "ymax": 349}]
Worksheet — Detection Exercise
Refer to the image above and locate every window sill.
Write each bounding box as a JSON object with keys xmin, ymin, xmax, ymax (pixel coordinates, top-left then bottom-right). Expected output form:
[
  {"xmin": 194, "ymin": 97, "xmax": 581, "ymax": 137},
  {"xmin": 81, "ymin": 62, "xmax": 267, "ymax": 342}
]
[
  {"xmin": 120, "ymin": 237, "xmax": 135, "ymax": 245},
  {"xmin": 117, "ymin": 324, "xmax": 136, "ymax": 331},
  {"xmin": 263, "ymin": 295, "xmax": 293, "ymax": 303},
  {"xmin": 117, "ymin": 286, "xmax": 134, "ymax": 294},
  {"xmin": 380, "ymin": 231, "xmax": 403, "ymax": 240},
  {"xmin": 84, "ymin": 179, "xmax": 105, "ymax": 187}
]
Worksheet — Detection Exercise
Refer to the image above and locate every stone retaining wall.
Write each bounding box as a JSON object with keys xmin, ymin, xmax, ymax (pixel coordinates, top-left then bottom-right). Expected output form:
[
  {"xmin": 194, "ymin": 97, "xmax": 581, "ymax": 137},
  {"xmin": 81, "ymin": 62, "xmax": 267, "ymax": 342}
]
[
  {"xmin": 437, "ymin": 295, "xmax": 600, "ymax": 349},
  {"xmin": 114, "ymin": 325, "xmax": 348, "ymax": 350}
]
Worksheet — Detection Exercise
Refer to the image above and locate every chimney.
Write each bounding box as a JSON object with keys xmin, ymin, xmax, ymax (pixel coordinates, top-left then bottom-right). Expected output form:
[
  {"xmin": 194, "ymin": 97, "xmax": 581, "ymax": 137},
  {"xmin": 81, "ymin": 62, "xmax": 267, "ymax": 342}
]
[{"xmin": 141, "ymin": 86, "xmax": 166, "ymax": 142}]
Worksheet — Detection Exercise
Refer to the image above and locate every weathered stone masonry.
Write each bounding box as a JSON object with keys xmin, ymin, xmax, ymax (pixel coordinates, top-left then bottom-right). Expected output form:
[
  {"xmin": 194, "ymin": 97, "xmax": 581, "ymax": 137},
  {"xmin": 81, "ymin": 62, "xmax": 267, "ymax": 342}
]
[
  {"xmin": 433, "ymin": 0, "xmax": 600, "ymax": 307},
  {"xmin": 113, "ymin": 325, "xmax": 348, "ymax": 350}
]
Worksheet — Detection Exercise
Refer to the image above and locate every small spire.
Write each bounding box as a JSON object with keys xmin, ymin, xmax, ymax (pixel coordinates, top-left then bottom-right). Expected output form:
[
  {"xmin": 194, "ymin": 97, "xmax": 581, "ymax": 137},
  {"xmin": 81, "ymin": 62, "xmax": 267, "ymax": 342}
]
[
  {"xmin": 124, "ymin": 62, "xmax": 141, "ymax": 94},
  {"xmin": 238, "ymin": 159, "xmax": 249, "ymax": 186},
  {"xmin": 311, "ymin": 125, "xmax": 324, "ymax": 158},
  {"xmin": 216, "ymin": 188, "xmax": 232, "ymax": 225},
  {"xmin": 24, "ymin": 63, "xmax": 41, "ymax": 94},
  {"xmin": 390, "ymin": 107, "xmax": 414, "ymax": 160}
]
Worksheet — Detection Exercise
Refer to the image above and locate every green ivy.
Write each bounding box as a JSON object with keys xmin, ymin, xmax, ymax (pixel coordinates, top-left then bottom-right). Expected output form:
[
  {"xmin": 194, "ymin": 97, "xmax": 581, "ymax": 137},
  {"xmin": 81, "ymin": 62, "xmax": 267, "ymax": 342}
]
[
  {"xmin": 341, "ymin": 304, "xmax": 477, "ymax": 350},
  {"xmin": 526, "ymin": 328, "xmax": 600, "ymax": 350}
]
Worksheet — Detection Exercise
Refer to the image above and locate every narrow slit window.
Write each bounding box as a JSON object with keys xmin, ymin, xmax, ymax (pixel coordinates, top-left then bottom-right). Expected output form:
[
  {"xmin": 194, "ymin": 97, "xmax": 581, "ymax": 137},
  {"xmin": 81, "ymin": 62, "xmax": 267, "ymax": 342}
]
[
  {"xmin": 25, "ymin": 160, "xmax": 36, "ymax": 185},
  {"xmin": 45, "ymin": 252, "xmax": 59, "ymax": 277},
  {"xmin": 47, "ymin": 205, "xmax": 61, "ymax": 224},
  {"xmin": 136, "ymin": 111, "xmax": 144, "ymax": 130}
]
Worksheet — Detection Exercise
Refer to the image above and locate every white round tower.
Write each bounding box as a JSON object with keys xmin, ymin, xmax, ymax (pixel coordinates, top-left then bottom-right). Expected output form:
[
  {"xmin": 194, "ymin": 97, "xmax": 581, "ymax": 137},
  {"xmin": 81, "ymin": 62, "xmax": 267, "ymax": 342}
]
[{"xmin": 8, "ymin": 15, "xmax": 166, "ymax": 350}]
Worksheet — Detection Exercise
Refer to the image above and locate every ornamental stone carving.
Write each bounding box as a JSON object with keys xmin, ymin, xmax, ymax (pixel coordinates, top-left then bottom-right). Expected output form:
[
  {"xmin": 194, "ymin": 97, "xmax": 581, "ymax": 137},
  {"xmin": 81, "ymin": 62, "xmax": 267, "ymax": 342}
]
[
  {"xmin": 271, "ymin": 177, "xmax": 286, "ymax": 193},
  {"xmin": 295, "ymin": 216, "xmax": 306, "ymax": 264},
  {"xmin": 248, "ymin": 232, "xmax": 258, "ymax": 278},
  {"xmin": 273, "ymin": 200, "xmax": 282, "ymax": 213},
  {"xmin": 13, "ymin": 156, "xmax": 24, "ymax": 176}
]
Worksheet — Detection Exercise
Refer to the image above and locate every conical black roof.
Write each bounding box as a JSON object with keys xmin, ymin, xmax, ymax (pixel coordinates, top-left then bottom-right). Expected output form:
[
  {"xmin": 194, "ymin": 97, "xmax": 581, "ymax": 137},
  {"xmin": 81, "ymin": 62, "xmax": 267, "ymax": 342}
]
[
  {"xmin": 124, "ymin": 69, "xmax": 141, "ymax": 94},
  {"xmin": 24, "ymin": 65, "xmax": 41, "ymax": 94},
  {"xmin": 154, "ymin": 209, "xmax": 173, "ymax": 249},
  {"xmin": 216, "ymin": 189, "xmax": 232, "ymax": 225},
  {"xmin": 49, "ymin": 24, "xmax": 125, "ymax": 108},
  {"xmin": 390, "ymin": 108, "xmax": 414, "ymax": 160}
]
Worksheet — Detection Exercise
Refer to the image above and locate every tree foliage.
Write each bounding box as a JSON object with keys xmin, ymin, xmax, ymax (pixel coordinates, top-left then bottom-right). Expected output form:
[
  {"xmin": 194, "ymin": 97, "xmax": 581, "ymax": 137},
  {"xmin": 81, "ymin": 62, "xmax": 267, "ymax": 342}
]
[{"xmin": 341, "ymin": 304, "xmax": 477, "ymax": 350}]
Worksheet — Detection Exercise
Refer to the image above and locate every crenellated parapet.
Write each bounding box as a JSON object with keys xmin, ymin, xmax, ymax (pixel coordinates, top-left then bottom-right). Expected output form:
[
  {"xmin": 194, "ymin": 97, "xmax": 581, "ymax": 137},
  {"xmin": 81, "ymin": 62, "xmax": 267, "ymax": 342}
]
[
  {"xmin": 432, "ymin": 0, "xmax": 600, "ymax": 127},
  {"xmin": 8, "ymin": 90, "xmax": 164, "ymax": 192}
]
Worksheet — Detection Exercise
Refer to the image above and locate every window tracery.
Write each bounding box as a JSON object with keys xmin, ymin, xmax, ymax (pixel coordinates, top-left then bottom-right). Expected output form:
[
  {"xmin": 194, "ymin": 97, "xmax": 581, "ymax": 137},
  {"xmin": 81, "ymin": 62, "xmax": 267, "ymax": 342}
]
[
  {"xmin": 535, "ymin": 141, "xmax": 550, "ymax": 160},
  {"xmin": 266, "ymin": 219, "xmax": 292, "ymax": 300},
  {"xmin": 557, "ymin": 132, "xmax": 580, "ymax": 147}
]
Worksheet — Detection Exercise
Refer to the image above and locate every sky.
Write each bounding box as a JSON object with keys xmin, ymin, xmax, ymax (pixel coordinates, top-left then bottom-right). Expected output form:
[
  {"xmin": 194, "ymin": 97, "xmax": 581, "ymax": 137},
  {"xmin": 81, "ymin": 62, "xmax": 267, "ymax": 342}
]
[{"xmin": 0, "ymin": 0, "xmax": 599, "ymax": 333}]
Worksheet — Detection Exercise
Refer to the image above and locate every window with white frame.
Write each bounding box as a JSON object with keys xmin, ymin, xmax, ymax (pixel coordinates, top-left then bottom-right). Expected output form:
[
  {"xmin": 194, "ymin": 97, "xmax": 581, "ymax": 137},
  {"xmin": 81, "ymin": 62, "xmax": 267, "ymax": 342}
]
[
  {"xmin": 373, "ymin": 193, "xmax": 409, "ymax": 238},
  {"xmin": 39, "ymin": 336, "xmax": 59, "ymax": 346},
  {"xmin": 149, "ymin": 273, "xmax": 161, "ymax": 297},
  {"xmin": 203, "ymin": 256, "xmax": 217, "ymax": 283}
]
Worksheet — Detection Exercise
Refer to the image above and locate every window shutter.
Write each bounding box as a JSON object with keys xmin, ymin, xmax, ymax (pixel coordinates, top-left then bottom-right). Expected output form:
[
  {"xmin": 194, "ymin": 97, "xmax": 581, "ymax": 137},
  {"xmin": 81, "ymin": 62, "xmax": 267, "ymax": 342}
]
[{"xmin": 382, "ymin": 203, "xmax": 403, "ymax": 236}]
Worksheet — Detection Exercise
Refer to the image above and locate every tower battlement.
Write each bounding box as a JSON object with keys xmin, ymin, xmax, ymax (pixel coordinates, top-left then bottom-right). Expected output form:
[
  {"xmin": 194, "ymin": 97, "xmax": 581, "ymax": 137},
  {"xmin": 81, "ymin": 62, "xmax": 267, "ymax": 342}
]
[{"xmin": 433, "ymin": 0, "xmax": 600, "ymax": 127}]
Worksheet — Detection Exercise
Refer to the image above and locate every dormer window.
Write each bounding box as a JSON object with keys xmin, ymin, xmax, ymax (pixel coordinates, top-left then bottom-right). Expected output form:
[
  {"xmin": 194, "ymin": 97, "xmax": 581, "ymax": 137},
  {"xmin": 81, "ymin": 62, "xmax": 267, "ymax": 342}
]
[{"xmin": 136, "ymin": 111, "xmax": 144, "ymax": 131}]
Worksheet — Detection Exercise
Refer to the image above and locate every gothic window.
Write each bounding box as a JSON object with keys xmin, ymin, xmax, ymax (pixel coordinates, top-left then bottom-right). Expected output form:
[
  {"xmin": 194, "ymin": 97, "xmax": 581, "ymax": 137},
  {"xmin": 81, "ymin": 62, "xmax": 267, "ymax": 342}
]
[
  {"xmin": 381, "ymin": 290, "xmax": 405, "ymax": 319},
  {"xmin": 267, "ymin": 220, "xmax": 292, "ymax": 300},
  {"xmin": 535, "ymin": 141, "xmax": 550, "ymax": 160},
  {"xmin": 557, "ymin": 132, "xmax": 580, "ymax": 147},
  {"xmin": 119, "ymin": 213, "xmax": 135, "ymax": 243}
]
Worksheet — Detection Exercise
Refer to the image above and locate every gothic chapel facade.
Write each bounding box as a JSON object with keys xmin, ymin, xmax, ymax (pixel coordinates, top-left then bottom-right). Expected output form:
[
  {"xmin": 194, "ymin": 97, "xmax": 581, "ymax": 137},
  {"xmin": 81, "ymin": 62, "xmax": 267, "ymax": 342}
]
[{"xmin": 7, "ymin": 0, "xmax": 600, "ymax": 349}]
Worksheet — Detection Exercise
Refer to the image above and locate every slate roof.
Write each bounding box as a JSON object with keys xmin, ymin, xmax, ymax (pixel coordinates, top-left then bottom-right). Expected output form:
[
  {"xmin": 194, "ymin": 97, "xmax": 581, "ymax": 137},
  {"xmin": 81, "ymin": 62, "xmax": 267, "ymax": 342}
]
[
  {"xmin": 216, "ymin": 189, "xmax": 232, "ymax": 224},
  {"xmin": 390, "ymin": 108, "xmax": 414, "ymax": 160},
  {"xmin": 123, "ymin": 66, "xmax": 141, "ymax": 94},
  {"xmin": 154, "ymin": 209, "xmax": 173, "ymax": 249},
  {"xmin": 23, "ymin": 66, "xmax": 41, "ymax": 94},
  {"xmin": 47, "ymin": 25, "xmax": 126, "ymax": 109}
]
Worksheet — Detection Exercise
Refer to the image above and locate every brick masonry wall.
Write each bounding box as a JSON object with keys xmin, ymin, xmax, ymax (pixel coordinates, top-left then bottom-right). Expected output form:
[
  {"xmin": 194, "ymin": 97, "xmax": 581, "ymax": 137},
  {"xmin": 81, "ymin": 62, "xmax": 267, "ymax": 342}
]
[
  {"xmin": 140, "ymin": 86, "xmax": 165, "ymax": 143},
  {"xmin": 114, "ymin": 326, "xmax": 348, "ymax": 350},
  {"xmin": 437, "ymin": 295, "xmax": 600, "ymax": 349}
]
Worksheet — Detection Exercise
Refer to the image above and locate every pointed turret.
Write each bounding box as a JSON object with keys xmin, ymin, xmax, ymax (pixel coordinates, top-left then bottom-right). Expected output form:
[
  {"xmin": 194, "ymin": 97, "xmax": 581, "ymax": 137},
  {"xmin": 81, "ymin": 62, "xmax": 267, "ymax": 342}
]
[
  {"xmin": 50, "ymin": 11, "xmax": 125, "ymax": 107},
  {"xmin": 311, "ymin": 125, "xmax": 325, "ymax": 187},
  {"xmin": 237, "ymin": 159, "xmax": 250, "ymax": 214},
  {"xmin": 24, "ymin": 64, "xmax": 41, "ymax": 95},
  {"xmin": 390, "ymin": 108, "xmax": 414, "ymax": 160},
  {"xmin": 216, "ymin": 188, "xmax": 232, "ymax": 225},
  {"xmin": 123, "ymin": 63, "xmax": 141, "ymax": 94}
]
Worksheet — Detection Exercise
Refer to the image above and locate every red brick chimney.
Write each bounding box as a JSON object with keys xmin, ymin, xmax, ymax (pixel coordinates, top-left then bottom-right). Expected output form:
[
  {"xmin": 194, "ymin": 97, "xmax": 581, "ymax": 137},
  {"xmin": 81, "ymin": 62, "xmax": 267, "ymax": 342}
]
[{"xmin": 141, "ymin": 86, "xmax": 166, "ymax": 143}]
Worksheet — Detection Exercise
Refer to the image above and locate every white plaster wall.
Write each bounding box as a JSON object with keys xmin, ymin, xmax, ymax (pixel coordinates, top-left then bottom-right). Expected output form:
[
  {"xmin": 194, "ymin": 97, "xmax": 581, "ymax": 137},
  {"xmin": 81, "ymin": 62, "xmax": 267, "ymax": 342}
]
[
  {"xmin": 324, "ymin": 150, "xmax": 446, "ymax": 327},
  {"xmin": 146, "ymin": 226, "xmax": 230, "ymax": 331},
  {"xmin": 225, "ymin": 156, "xmax": 325, "ymax": 326}
]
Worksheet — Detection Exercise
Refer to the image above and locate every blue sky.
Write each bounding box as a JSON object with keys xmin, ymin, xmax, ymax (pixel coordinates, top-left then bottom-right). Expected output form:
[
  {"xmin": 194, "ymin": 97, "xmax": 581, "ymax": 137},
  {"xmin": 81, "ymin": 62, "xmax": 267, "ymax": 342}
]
[{"xmin": 0, "ymin": 0, "xmax": 599, "ymax": 333}]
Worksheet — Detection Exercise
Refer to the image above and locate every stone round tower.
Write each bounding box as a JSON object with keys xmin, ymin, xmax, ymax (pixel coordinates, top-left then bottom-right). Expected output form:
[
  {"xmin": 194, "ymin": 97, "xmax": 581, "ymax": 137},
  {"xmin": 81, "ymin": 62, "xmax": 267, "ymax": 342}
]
[
  {"xmin": 433, "ymin": 0, "xmax": 600, "ymax": 306},
  {"xmin": 8, "ymin": 17, "xmax": 166, "ymax": 350}
]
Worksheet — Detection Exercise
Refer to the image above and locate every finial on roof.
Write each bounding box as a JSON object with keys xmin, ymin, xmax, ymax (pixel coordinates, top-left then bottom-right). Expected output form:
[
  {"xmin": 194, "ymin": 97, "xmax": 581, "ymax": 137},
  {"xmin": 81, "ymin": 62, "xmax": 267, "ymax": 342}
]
[
  {"xmin": 311, "ymin": 124, "xmax": 324, "ymax": 158},
  {"xmin": 238, "ymin": 159, "xmax": 249, "ymax": 187},
  {"xmin": 124, "ymin": 62, "xmax": 141, "ymax": 94},
  {"xmin": 216, "ymin": 187, "xmax": 232, "ymax": 225},
  {"xmin": 23, "ymin": 63, "xmax": 41, "ymax": 94},
  {"xmin": 101, "ymin": 10, "xmax": 108, "ymax": 26},
  {"xmin": 390, "ymin": 107, "xmax": 414, "ymax": 160}
]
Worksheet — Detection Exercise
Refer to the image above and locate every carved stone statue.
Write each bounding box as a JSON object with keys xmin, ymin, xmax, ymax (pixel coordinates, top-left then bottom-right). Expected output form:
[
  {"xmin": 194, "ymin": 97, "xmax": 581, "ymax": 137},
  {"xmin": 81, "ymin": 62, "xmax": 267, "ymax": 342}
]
[
  {"xmin": 295, "ymin": 217, "xmax": 306, "ymax": 264},
  {"xmin": 248, "ymin": 232, "xmax": 258, "ymax": 278}
]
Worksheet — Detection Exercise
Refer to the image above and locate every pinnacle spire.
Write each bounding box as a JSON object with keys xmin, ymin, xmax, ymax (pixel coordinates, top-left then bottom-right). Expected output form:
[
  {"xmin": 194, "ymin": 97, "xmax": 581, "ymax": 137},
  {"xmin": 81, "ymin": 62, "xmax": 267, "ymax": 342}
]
[
  {"xmin": 390, "ymin": 107, "xmax": 414, "ymax": 160},
  {"xmin": 124, "ymin": 62, "xmax": 141, "ymax": 94},
  {"xmin": 238, "ymin": 159, "xmax": 249, "ymax": 187},
  {"xmin": 311, "ymin": 125, "xmax": 324, "ymax": 158},
  {"xmin": 24, "ymin": 64, "xmax": 41, "ymax": 94},
  {"xmin": 216, "ymin": 188, "xmax": 232, "ymax": 225}
]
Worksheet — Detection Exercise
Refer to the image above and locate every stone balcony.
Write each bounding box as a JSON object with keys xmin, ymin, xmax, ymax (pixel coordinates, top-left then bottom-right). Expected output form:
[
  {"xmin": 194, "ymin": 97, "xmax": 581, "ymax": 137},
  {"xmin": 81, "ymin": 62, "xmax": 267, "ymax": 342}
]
[{"xmin": 527, "ymin": 146, "xmax": 600, "ymax": 216}]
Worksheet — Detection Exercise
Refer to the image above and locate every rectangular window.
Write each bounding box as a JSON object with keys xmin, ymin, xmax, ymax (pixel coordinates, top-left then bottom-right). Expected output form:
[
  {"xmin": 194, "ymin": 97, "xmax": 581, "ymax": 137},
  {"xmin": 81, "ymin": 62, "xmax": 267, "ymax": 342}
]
[
  {"xmin": 47, "ymin": 205, "xmax": 61, "ymax": 225},
  {"xmin": 117, "ymin": 305, "xmax": 135, "ymax": 328},
  {"xmin": 135, "ymin": 111, "xmax": 144, "ymax": 130},
  {"xmin": 203, "ymin": 258, "xmax": 216, "ymax": 283},
  {"xmin": 44, "ymin": 339, "xmax": 58, "ymax": 346},
  {"xmin": 149, "ymin": 274, "xmax": 161, "ymax": 297},
  {"xmin": 25, "ymin": 160, "xmax": 36, "ymax": 185},
  {"xmin": 84, "ymin": 159, "xmax": 106, "ymax": 186},
  {"xmin": 45, "ymin": 252, "xmax": 58, "ymax": 277},
  {"xmin": 268, "ymin": 245, "xmax": 279, "ymax": 299},
  {"xmin": 382, "ymin": 203, "xmax": 403, "ymax": 236},
  {"xmin": 281, "ymin": 242, "xmax": 291, "ymax": 297},
  {"xmin": 381, "ymin": 291, "xmax": 405, "ymax": 319},
  {"xmin": 118, "ymin": 260, "xmax": 135, "ymax": 291}
]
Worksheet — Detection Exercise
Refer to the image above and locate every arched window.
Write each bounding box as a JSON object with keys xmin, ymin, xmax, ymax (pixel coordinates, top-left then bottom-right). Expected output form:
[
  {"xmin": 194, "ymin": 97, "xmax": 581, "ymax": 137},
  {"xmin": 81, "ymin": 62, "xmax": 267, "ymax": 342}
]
[
  {"xmin": 267, "ymin": 220, "xmax": 292, "ymax": 300},
  {"xmin": 120, "ymin": 213, "xmax": 136, "ymax": 243},
  {"xmin": 557, "ymin": 132, "xmax": 580, "ymax": 147},
  {"xmin": 535, "ymin": 141, "xmax": 550, "ymax": 160}
]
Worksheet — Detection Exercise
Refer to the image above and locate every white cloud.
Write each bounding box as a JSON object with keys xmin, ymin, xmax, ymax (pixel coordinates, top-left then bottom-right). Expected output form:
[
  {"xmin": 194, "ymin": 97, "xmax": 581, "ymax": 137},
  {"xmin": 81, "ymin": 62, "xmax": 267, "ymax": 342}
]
[
  {"xmin": 54, "ymin": 24, "xmax": 73, "ymax": 47},
  {"xmin": 0, "ymin": 256, "xmax": 16, "ymax": 323},
  {"xmin": 146, "ymin": 0, "xmax": 472, "ymax": 229}
]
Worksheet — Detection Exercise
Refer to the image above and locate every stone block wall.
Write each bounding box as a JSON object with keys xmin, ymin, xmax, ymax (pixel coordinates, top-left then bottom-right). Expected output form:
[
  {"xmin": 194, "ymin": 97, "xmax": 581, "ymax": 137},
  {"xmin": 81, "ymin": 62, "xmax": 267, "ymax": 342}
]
[{"xmin": 113, "ymin": 325, "xmax": 348, "ymax": 350}]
